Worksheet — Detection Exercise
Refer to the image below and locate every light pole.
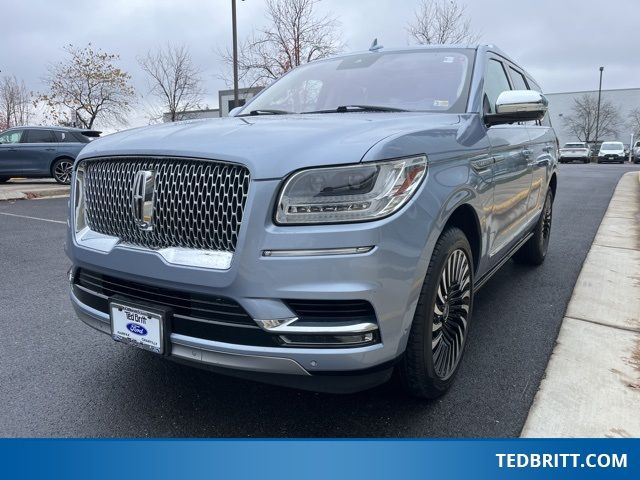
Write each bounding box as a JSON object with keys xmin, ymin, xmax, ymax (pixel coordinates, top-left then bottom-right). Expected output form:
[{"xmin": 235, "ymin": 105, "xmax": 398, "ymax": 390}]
[
  {"xmin": 231, "ymin": 0, "xmax": 242, "ymax": 109},
  {"xmin": 594, "ymin": 66, "xmax": 604, "ymax": 151}
]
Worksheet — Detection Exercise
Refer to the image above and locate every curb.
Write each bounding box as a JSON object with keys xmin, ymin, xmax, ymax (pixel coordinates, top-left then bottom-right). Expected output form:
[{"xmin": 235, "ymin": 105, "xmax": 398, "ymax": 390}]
[
  {"xmin": 0, "ymin": 187, "xmax": 70, "ymax": 201},
  {"xmin": 521, "ymin": 171, "xmax": 640, "ymax": 438}
]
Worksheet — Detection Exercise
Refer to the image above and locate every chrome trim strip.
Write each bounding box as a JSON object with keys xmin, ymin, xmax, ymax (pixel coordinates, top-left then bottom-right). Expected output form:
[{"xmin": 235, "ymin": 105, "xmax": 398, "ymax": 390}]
[
  {"xmin": 74, "ymin": 227, "xmax": 233, "ymax": 270},
  {"xmin": 254, "ymin": 317, "xmax": 379, "ymax": 334},
  {"xmin": 74, "ymin": 283, "xmax": 108, "ymax": 299},
  {"xmin": 262, "ymin": 246, "xmax": 374, "ymax": 257},
  {"xmin": 171, "ymin": 339, "xmax": 311, "ymax": 376}
]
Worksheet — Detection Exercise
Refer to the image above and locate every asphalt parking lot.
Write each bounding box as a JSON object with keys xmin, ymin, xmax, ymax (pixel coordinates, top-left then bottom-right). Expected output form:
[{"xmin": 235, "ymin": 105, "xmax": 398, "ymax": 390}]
[{"xmin": 1, "ymin": 163, "xmax": 639, "ymax": 438}]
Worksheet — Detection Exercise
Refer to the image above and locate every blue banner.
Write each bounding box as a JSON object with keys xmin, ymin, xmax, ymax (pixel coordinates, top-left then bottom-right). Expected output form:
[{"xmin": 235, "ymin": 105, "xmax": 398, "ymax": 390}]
[{"xmin": 0, "ymin": 439, "xmax": 637, "ymax": 479}]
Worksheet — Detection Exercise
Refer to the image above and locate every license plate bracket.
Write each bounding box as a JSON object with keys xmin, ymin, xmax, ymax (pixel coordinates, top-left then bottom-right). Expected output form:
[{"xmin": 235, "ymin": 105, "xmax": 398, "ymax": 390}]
[{"xmin": 109, "ymin": 296, "xmax": 171, "ymax": 355}]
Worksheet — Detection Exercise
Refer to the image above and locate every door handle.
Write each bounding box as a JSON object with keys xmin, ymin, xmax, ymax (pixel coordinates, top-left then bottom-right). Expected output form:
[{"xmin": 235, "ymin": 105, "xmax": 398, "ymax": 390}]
[
  {"xmin": 45, "ymin": 148, "xmax": 55, "ymax": 151},
  {"xmin": 522, "ymin": 148, "xmax": 533, "ymax": 158}
]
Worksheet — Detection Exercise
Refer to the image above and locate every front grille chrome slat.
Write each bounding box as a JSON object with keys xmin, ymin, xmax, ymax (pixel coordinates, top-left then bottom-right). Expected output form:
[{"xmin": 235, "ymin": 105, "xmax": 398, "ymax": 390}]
[{"xmin": 82, "ymin": 156, "xmax": 250, "ymax": 253}]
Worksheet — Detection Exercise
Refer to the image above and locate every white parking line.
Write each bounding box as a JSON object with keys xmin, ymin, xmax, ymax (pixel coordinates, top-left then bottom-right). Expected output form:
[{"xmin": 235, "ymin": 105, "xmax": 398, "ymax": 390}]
[{"xmin": 0, "ymin": 212, "xmax": 66, "ymax": 225}]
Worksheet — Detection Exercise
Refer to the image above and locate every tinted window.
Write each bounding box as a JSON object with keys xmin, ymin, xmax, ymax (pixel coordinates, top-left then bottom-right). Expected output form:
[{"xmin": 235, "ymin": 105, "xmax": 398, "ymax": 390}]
[
  {"xmin": 53, "ymin": 131, "xmax": 70, "ymax": 142},
  {"xmin": 484, "ymin": 59, "xmax": 511, "ymax": 113},
  {"xmin": 508, "ymin": 67, "xmax": 529, "ymax": 90},
  {"xmin": 243, "ymin": 49, "xmax": 474, "ymax": 114},
  {"xmin": 0, "ymin": 130, "xmax": 24, "ymax": 144},
  {"xmin": 53, "ymin": 130, "xmax": 88, "ymax": 143},
  {"xmin": 25, "ymin": 129, "xmax": 55, "ymax": 143}
]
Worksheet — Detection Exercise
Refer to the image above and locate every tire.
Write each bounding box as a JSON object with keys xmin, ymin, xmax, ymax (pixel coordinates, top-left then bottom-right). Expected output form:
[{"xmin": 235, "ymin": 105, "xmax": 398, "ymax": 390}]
[
  {"xmin": 52, "ymin": 158, "xmax": 74, "ymax": 185},
  {"xmin": 513, "ymin": 190, "xmax": 553, "ymax": 266},
  {"xmin": 397, "ymin": 227, "xmax": 474, "ymax": 399},
  {"xmin": 0, "ymin": 176, "xmax": 10, "ymax": 183}
]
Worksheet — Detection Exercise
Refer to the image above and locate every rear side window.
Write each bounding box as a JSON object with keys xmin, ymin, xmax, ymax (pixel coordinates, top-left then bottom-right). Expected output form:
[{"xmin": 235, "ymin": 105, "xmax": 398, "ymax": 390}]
[
  {"xmin": 25, "ymin": 129, "xmax": 55, "ymax": 143},
  {"xmin": 484, "ymin": 59, "xmax": 511, "ymax": 113},
  {"xmin": 508, "ymin": 67, "xmax": 529, "ymax": 90},
  {"xmin": 53, "ymin": 130, "xmax": 78, "ymax": 143}
]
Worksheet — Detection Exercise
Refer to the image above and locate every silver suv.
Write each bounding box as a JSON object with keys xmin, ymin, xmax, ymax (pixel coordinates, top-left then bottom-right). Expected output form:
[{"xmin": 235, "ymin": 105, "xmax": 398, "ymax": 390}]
[{"xmin": 67, "ymin": 45, "xmax": 558, "ymax": 398}]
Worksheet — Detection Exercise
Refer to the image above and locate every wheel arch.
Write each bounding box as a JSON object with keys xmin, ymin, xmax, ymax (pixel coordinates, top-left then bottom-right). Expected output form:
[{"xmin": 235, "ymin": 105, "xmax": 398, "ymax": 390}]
[
  {"xmin": 50, "ymin": 155, "xmax": 75, "ymax": 176},
  {"xmin": 441, "ymin": 203, "xmax": 482, "ymax": 274}
]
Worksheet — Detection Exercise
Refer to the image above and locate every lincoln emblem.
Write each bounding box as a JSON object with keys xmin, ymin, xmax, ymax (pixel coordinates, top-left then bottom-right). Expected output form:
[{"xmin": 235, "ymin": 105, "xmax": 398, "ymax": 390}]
[{"xmin": 131, "ymin": 170, "xmax": 155, "ymax": 231}]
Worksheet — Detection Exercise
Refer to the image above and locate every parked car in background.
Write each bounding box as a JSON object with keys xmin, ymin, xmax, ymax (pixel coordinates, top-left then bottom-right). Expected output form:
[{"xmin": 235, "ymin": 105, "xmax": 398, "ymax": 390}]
[
  {"xmin": 633, "ymin": 141, "xmax": 640, "ymax": 164},
  {"xmin": 0, "ymin": 126, "xmax": 100, "ymax": 184},
  {"xmin": 559, "ymin": 142, "xmax": 590, "ymax": 163},
  {"xmin": 68, "ymin": 44, "xmax": 558, "ymax": 398},
  {"xmin": 597, "ymin": 141, "xmax": 626, "ymax": 163}
]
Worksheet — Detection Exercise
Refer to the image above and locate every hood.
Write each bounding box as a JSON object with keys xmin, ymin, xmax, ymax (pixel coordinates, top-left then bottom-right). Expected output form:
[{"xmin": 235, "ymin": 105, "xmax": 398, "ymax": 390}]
[{"xmin": 77, "ymin": 113, "xmax": 461, "ymax": 179}]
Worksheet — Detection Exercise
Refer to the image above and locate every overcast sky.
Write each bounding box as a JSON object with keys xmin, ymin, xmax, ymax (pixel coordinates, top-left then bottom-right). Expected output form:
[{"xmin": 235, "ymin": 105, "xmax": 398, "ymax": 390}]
[{"xmin": 2, "ymin": 0, "xmax": 638, "ymax": 129}]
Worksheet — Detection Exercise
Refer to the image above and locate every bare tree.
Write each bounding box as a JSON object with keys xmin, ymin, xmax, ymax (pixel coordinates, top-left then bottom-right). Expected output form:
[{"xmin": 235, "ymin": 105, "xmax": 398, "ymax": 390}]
[
  {"xmin": 139, "ymin": 44, "xmax": 205, "ymax": 122},
  {"xmin": 562, "ymin": 94, "xmax": 621, "ymax": 143},
  {"xmin": 221, "ymin": 0, "xmax": 344, "ymax": 87},
  {"xmin": 407, "ymin": 0, "xmax": 481, "ymax": 45},
  {"xmin": 0, "ymin": 75, "xmax": 33, "ymax": 129},
  {"xmin": 629, "ymin": 107, "xmax": 640, "ymax": 138},
  {"xmin": 37, "ymin": 44, "xmax": 135, "ymax": 128}
]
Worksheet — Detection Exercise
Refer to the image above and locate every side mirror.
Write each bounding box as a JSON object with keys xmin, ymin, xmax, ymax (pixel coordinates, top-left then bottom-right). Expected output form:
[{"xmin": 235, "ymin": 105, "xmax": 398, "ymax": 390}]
[{"xmin": 485, "ymin": 90, "xmax": 548, "ymax": 126}]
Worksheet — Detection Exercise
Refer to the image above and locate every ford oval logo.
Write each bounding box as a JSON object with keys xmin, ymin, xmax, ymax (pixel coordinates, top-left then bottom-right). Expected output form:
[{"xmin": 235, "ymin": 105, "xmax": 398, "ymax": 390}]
[{"xmin": 127, "ymin": 323, "xmax": 148, "ymax": 336}]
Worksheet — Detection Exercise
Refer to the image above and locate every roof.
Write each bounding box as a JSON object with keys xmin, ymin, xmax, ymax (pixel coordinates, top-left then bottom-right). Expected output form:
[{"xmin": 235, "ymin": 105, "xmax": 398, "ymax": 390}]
[{"xmin": 3, "ymin": 125, "xmax": 101, "ymax": 133}]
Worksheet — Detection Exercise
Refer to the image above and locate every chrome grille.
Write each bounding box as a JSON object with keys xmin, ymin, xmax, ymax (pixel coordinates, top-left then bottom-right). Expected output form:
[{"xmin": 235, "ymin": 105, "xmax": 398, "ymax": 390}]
[{"xmin": 82, "ymin": 157, "xmax": 250, "ymax": 252}]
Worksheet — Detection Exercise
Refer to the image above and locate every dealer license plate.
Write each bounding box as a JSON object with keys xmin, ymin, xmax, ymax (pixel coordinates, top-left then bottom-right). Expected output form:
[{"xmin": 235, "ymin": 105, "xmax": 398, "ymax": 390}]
[{"xmin": 110, "ymin": 302, "xmax": 164, "ymax": 354}]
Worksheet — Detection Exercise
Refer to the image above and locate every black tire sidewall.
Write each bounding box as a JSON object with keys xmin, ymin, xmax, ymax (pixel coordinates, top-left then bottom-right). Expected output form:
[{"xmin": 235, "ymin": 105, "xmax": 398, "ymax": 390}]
[{"xmin": 535, "ymin": 190, "xmax": 553, "ymax": 258}]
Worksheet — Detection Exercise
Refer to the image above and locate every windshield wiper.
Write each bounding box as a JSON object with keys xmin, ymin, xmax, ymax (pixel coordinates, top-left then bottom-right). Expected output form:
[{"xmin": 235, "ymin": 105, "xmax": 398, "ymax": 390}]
[
  {"xmin": 303, "ymin": 105, "xmax": 409, "ymax": 114},
  {"xmin": 238, "ymin": 109, "xmax": 293, "ymax": 116}
]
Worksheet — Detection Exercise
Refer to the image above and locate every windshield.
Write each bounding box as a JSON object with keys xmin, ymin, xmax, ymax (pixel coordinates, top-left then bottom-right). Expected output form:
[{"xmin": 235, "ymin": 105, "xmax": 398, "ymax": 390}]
[
  {"xmin": 601, "ymin": 142, "xmax": 623, "ymax": 149},
  {"xmin": 564, "ymin": 143, "xmax": 586, "ymax": 148},
  {"xmin": 242, "ymin": 49, "xmax": 474, "ymax": 114}
]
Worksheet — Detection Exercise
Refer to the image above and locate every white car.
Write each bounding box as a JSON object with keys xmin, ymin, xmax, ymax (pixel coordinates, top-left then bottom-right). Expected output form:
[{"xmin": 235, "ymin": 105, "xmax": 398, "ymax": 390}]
[
  {"xmin": 597, "ymin": 141, "xmax": 626, "ymax": 164},
  {"xmin": 559, "ymin": 142, "xmax": 590, "ymax": 163}
]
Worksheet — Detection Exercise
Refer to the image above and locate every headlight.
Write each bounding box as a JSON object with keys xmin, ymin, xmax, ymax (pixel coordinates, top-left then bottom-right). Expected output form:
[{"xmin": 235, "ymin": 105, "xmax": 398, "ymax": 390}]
[
  {"xmin": 74, "ymin": 164, "xmax": 87, "ymax": 235},
  {"xmin": 275, "ymin": 155, "xmax": 427, "ymax": 224}
]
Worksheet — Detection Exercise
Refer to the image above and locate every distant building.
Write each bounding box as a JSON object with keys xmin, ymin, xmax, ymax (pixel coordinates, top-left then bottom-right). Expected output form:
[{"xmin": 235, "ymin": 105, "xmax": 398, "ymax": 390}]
[
  {"xmin": 162, "ymin": 108, "xmax": 220, "ymax": 123},
  {"xmin": 218, "ymin": 87, "xmax": 263, "ymax": 117},
  {"xmin": 162, "ymin": 87, "xmax": 263, "ymax": 123},
  {"xmin": 546, "ymin": 87, "xmax": 640, "ymax": 147}
]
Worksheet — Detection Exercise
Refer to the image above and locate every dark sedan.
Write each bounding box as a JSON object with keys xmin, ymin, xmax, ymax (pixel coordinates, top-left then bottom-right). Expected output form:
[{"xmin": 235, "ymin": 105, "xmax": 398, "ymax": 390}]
[{"xmin": 0, "ymin": 126, "xmax": 100, "ymax": 184}]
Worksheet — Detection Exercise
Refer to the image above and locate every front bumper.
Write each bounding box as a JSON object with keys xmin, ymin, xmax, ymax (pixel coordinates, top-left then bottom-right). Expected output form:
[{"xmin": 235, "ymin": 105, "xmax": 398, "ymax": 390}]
[
  {"xmin": 67, "ymin": 177, "xmax": 437, "ymax": 392},
  {"xmin": 71, "ymin": 288, "xmax": 394, "ymax": 392},
  {"xmin": 598, "ymin": 155, "xmax": 624, "ymax": 162},
  {"xmin": 559, "ymin": 152, "xmax": 589, "ymax": 160}
]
